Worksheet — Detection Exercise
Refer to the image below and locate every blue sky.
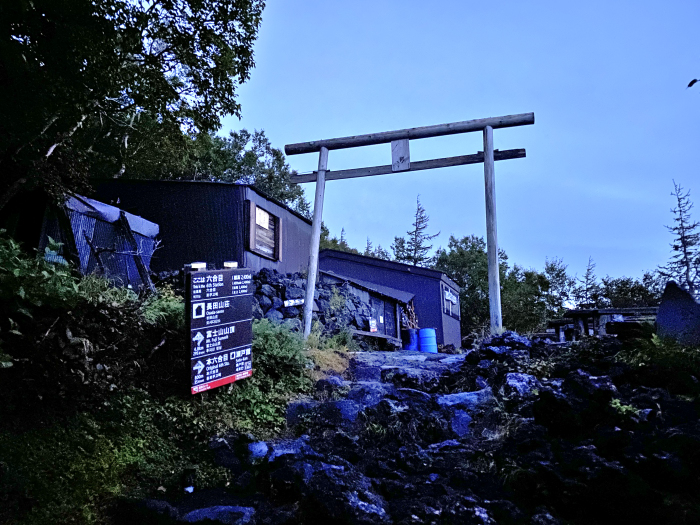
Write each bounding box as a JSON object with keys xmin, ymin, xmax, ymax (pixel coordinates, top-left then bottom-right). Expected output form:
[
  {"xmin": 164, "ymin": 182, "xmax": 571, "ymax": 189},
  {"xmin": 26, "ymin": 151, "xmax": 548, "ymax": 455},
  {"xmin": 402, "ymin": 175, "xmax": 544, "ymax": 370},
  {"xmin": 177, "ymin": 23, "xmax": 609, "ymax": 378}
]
[{"xmin": 222, "ymin": 0, "xmax": 700, "ymax": 281}]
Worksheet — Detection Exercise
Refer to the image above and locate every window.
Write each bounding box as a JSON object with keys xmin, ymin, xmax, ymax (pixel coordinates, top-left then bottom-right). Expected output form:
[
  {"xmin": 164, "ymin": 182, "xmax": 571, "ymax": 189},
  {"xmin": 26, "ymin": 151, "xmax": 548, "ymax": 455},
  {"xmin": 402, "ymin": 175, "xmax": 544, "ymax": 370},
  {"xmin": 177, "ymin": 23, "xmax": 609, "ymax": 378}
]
[
  {"xmin": 248, "ymin": 201, "xmax": 281, "ymax": 260},
  {"xmin": 442, "ymin": 283, "xmax": 460, "ymax": 320}
]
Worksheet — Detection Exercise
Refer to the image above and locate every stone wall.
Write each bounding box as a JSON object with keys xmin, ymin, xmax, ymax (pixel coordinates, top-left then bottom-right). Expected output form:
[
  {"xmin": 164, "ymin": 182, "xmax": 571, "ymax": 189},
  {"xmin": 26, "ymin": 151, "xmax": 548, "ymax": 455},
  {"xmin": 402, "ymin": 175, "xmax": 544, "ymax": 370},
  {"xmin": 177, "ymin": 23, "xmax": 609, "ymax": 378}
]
[{"xmin": 252, "ymin": 268, "xmax": 375, "ymax": 337}]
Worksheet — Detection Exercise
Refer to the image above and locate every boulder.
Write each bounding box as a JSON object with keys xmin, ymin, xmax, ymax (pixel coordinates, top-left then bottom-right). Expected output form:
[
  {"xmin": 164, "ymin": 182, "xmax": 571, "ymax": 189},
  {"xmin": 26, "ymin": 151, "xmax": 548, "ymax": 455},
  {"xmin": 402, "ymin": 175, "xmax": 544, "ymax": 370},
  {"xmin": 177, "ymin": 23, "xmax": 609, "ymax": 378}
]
[
  {"xmin": 264, "ymin": 309, "xmax": 284, "ymax": 324},
  {"xmin": 280, "ymin": 306, "xmax": 299, "ymax": 318},
  {"xmin": 285, "ymin": 286, "xmax": 305, "ymax": 300},
  {"xmin": 257, "ymin": 294, "xmax": 272, "ymax": 312},
  {"xmin": 271, "ymin": 297, "xmax": 284, "ymax": 310},
  {"xmin": 260, "ymin": 284, "xmax": 276, "ymax": 298},
  {"xmin": 504, "ymin": 373, "xmax": 542, "ymax": 399},
  {"xmin": 437, "ymin": 387, "xmax": 494, "ymax": 410},
  {"xmin": 656, "ymin": 281, "xmax": 700, "ymax": 346},
  {"xmin": 450, "ymin": 409, "xmax": 473, "ymax": 438}
]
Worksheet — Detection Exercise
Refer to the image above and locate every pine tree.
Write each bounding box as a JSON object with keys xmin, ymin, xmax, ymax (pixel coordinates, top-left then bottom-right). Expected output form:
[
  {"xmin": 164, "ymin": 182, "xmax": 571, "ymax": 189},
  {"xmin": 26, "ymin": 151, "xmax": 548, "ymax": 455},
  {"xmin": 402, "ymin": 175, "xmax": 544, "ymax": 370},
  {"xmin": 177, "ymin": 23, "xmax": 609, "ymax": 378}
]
[
  {"xmin": 575, "ymin": 257, "xmax": 601, "ymax": 306},
  {"xmin": 392, "ymin": 196, "xmax": 440, "ymax": 267},
  {"xmin": 658, "ymin": 181, "xmax": 700, "ymax": 298}
]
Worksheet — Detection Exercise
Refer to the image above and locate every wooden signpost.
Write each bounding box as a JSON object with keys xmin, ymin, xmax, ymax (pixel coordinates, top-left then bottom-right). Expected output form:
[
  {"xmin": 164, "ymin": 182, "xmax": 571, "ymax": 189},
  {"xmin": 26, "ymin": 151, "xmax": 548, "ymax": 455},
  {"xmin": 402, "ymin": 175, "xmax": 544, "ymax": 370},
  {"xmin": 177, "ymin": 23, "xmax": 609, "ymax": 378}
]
[{"xmin": 285, "ymin": 112, "xmax": 534, "ymax": 337}]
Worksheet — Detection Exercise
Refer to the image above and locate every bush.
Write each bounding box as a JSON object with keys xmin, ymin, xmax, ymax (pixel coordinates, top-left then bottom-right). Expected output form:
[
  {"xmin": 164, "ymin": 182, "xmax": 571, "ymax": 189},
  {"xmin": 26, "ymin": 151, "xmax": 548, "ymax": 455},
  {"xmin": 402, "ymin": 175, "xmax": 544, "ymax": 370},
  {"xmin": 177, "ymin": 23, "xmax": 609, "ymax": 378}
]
[{"xmin": 0, "ymin": 319, "xmax": 314, "ymax": 524}]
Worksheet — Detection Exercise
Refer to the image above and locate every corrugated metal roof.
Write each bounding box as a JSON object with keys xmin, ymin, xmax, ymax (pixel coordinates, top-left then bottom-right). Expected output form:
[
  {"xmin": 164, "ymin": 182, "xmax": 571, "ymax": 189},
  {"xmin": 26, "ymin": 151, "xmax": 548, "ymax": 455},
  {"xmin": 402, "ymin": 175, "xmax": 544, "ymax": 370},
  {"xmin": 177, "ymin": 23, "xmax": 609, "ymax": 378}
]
[
  {"xmin": 66, "ymin": 194, "xmax": 159, "ymax": 238},
  {"xmin": 320, "ymin": 270, "xmax": 415, "ymax": 303},
  {"xmin": 319, "ymin": 249, "xmax": 460, "ymax": 290}
]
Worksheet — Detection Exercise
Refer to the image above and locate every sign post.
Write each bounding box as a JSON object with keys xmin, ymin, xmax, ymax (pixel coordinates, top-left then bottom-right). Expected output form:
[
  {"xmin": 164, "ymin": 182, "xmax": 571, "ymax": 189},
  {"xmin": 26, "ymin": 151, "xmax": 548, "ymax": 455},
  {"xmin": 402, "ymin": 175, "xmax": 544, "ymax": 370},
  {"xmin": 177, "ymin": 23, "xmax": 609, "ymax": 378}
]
[{"xmin": 186, "ymin": 265, "xmax": 254, "ymax": 394}]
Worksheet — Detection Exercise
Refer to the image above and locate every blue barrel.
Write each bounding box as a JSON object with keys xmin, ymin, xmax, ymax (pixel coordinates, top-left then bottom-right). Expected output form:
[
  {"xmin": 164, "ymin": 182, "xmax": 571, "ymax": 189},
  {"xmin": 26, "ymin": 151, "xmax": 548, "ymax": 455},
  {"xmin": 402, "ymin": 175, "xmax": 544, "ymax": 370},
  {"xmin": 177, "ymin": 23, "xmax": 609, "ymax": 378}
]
[
  {"xmin": 402, "ymin": 329, "xmax": 418, "ymax": 351},
  {"xmin": 419, "ymin": 328, "xmax": 438, "ymax": 353}
]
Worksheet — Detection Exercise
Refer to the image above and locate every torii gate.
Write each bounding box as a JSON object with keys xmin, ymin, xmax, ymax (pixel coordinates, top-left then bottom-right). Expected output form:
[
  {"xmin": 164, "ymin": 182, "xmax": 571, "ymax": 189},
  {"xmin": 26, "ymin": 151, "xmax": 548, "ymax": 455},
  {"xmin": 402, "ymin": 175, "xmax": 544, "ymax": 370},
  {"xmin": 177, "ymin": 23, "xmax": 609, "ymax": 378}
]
[{"xmin": 284, "ymin": 112, "xmax": 535, "ymax": 338}]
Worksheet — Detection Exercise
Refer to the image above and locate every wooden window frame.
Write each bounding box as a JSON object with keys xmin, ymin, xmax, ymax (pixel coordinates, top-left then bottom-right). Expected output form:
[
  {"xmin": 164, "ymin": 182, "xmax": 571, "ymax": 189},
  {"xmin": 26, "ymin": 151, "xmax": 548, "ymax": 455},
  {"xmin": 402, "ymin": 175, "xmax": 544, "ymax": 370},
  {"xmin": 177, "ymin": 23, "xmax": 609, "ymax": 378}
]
[
  {"xmin": 442, "ymin": 283, "xmax": 461, "ymax": 320},
  {"xmin": 246, "ymin": 201, "xmax": 282, "ymax": 261}
]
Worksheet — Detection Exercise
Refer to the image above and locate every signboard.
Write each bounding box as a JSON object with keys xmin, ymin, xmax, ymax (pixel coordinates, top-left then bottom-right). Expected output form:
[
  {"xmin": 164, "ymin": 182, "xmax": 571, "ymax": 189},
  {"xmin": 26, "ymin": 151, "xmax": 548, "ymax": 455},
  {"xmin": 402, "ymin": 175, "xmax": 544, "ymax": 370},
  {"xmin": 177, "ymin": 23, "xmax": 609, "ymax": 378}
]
[
  {"xmin": 186, "ymin": 267, "xmax": 253, "ymax": 394},
  {"xmin": 369, "ymin": 318, "xmax": 378, "ymax": 333}
]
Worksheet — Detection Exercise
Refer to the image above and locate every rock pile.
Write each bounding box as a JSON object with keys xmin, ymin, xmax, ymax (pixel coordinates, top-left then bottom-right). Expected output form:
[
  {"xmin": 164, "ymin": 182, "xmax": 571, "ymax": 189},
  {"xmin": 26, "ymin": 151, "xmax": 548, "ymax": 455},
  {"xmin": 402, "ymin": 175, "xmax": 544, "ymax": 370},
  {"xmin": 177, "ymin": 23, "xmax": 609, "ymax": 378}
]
[
  {"xmin": 133, "ymin": 331, "xmax": 700, "ymax": 524},
  {"xmin": 251, "ymin": 268, "xmax": 389, "ymax": 348}
]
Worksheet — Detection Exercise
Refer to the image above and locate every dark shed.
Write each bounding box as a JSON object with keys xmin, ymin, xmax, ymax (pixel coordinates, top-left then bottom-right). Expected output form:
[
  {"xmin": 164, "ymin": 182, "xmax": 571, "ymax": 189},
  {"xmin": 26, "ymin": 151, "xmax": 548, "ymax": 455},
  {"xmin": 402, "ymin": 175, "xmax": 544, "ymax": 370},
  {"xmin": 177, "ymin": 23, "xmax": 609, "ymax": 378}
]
[
  {"xmin": 320, "ymin": 269, "xmax": 413, "ymax": 345},
  {"xmin": 318, "ymin": 250, "xmax": 462, "ymax": 347},
  {"xmin": 94, "ymin": 180, "xmax": 312, "ymax": 274}
]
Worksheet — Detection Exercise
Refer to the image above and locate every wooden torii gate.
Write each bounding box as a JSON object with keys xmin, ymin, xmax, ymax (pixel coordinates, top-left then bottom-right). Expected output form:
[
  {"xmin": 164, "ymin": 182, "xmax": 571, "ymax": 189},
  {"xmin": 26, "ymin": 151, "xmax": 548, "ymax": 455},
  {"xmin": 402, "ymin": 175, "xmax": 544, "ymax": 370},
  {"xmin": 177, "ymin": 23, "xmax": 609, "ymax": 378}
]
[{"xmin": 284, "ymin": 112, "xmax": 535, "ymax": 338}]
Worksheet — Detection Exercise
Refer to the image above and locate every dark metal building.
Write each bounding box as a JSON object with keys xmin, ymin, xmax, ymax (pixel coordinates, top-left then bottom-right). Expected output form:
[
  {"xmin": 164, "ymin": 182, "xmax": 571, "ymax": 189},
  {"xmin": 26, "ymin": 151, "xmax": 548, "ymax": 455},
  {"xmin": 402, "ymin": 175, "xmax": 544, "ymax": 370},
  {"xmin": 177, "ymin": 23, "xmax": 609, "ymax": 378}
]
[
  {"xmin": 320, "ymin": 269, "xmax": 414, "ymax": 346},
  {"xmin": 94, "ymin": 180, "xmax": 312, "ymax": 274},
  {"xmin": 318, "ymin": 250, "xmax": 462, "ymax": 347}
]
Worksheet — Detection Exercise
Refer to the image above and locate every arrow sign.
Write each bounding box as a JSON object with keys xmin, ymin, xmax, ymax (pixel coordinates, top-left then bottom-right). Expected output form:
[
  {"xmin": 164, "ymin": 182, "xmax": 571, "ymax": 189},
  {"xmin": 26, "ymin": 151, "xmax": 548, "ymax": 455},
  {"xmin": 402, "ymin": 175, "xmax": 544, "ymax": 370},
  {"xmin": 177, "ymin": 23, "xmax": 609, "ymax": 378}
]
[
  {"xmin": 192, "ymin": 331, "xmax": 205, "ymax": 347},
  {"xmin": 193, "ymin": 361, "xmax": 205, "ymax": 374}
]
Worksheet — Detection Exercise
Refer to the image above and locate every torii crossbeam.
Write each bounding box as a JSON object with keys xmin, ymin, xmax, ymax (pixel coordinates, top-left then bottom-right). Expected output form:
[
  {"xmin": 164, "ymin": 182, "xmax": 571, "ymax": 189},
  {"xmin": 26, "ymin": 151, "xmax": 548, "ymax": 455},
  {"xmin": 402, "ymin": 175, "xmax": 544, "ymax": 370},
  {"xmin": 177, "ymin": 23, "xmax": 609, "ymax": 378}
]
[{"xmin": 285, "ymin": 112, "xmax": 535, "ymax": 338}]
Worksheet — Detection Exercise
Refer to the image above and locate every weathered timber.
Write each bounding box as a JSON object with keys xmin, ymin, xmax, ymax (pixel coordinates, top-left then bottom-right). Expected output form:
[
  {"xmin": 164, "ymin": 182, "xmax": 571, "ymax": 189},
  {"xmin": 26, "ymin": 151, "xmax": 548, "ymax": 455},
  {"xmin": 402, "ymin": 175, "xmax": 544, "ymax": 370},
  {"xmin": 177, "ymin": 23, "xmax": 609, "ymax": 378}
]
[
  {"xmin": 483, "ymin": 125, "xmax": 503, "ymax": 334},
  {"xmin": 303, "ymin": 147, "xmax": 329, "ymax": 338},
  {"xmin": 391, "ymin": 139, "xmax": 410, "ymax": 172},
  {"xmin": 285, "ymin": 113, "xmax": 535, "ymax": 155},
  {"xmin": 290, "ymin": 148, "xmax": 526, "ymax": 184}
]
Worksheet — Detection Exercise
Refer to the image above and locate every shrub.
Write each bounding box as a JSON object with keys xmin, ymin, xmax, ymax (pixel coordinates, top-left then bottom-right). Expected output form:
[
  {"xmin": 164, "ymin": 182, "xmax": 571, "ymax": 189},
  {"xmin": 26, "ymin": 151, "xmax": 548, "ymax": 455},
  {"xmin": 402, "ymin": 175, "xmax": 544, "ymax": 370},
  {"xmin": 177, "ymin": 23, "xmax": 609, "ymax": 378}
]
[{"xmin": 0, "ymin": 320, "xmax": 315, "ymax": 524}]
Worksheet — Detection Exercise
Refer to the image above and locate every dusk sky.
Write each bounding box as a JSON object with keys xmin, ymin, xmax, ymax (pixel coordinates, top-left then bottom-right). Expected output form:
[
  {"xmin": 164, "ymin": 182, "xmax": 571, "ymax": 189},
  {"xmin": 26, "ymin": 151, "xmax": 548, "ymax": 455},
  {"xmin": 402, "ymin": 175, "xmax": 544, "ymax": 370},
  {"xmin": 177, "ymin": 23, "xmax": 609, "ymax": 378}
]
[{"xmin": 222, "ymin": 0, "xmax": 700, "ymax": 281}]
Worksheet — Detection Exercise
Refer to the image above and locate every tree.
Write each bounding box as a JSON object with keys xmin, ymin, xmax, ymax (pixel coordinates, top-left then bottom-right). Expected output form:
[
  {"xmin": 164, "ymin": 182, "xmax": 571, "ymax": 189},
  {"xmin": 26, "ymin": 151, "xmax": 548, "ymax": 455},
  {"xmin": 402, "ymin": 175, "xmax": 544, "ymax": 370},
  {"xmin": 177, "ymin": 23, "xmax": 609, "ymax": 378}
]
[
  {"xmin": 319, "ymin": 225, "xmax": 359, "ymax": 254},
  {"xmin": 598, "ymin": 273, "xmax": 662, "ymax": 308},
  {"xmin": 658, "ymin": 181, "xmax": 700, "ymax": 298},
  {"xmin": 543, "ymin": 257, "xmax": 576, "ymax": 318},
  {"xmin": 392, "ymin": 196, "xmax": 440, "ymax": 267},
  {"xmin": 501, "ymin": 264, "xmax": 550, "ymax": 334},
  {"xmin": 145, "ymin": 130, "xmax": 311, "ymax": 217},
  {"xmin": 363, "ymin": 237, "xmax": 391, "ymax": 260},
  {"xmin": 434, "ymin": 235, "xmax": 511, "ymax": 335},
  {"xmin": 0, "ymin": 0, "xmax": 264, "ymax": 208},
  {"xmin": 574, "ymin": 257, "xmax": 601, "ymax": 307}
]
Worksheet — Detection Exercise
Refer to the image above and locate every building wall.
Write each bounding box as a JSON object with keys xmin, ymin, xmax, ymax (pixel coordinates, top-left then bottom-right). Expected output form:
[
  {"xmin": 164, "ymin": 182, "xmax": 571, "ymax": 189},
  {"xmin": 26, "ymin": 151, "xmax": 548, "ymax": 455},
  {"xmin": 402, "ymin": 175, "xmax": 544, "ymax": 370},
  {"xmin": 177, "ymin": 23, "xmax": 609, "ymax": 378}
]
[
  {"xmin": 95, "ymin": 181, "xmax": 312, "ymax": 274},
  {"xmin": 318, "ymin": 251, "xmax": 461, "ymax": 347},
  {"xmin": 242, "ymin": 187, "xmax": 311, "ymax": 274},
  {"xmin": 96, "ymin": 181, "xmax": 245, "ymax": 272}
]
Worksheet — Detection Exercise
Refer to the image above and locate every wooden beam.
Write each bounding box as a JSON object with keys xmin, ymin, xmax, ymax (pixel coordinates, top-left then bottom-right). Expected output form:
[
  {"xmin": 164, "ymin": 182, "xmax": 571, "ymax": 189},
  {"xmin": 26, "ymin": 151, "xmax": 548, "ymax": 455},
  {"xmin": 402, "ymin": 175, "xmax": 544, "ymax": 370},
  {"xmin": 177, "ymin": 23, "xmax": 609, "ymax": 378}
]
[
  {"xmin": 290, "ymin": 148, "xmax": 526, "ymax": 184},
  {"xmin": 285, "ymin": 113, "xmax": 534, "ymax": 155},
  {"xmin": 483, "ymin": 125, "xmax": 503, "ymax": 334},
  {"xmin": 303, "ymin": 146, "xmax": 329, "ymax": 339}
]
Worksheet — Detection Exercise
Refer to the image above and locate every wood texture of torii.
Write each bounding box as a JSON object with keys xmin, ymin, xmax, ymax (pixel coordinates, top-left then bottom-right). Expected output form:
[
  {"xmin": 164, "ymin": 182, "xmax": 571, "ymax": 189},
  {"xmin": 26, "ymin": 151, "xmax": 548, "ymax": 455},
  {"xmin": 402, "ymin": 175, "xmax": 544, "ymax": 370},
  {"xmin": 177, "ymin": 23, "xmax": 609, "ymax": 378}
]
[{"xmin": 285, "ymin": 112, "xmax": 535, "ymax": 338}]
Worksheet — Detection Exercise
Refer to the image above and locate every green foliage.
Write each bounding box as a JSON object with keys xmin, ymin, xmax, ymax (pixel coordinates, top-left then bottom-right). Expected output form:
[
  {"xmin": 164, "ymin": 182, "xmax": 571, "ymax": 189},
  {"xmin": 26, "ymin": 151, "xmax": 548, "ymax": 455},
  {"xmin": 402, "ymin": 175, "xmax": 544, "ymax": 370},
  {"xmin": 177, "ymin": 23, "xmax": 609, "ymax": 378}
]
[
  {"xmin": 598, "ymin": 273, "xmax": 662, "ymax": 308},
  {"xmin": 320, "ymin": 225, "xmax": 360, "ymax": 254},
  {"xmin": 543, "ymin": 257, "xmax": 576, "ymax": 317},
  {"xmin": 363, "ymin": 237, "xmax": 391, "ymax": 260},
  {"xmin": 328, "ymin": 287, "xmax": 347, "ymax": 316},
  {"xmin": 610, "ymin": 398, "xmax": 640, "ymax": 418},
  {"xmin": 574, "ymin": 256, "xmax": 602, "ymax": 306},
  {"xmin": 250, "ymin": 319, "xmax": 313, "ymax": 400},
  {"xmin": 1, "ymin": 0, "xmax": 264, "ymax": 206},
  {"xmin": 0, "ymin": 320, "xmax": 313, "ymax": 524},
  {"xmin": 140, "ymin": 285, "xmax": 185, "ymax": 330},
  {"xmin": 434, "ymin": 235, "xmax": 549, "ymax": 335},
  {"xmin": 616, "ymin": 334, "xmax": 700, "ymax": 378},
  {"xmin": 146, "ymin": 130, "xmax": 311, "ymax": 217},
  {"xmin": 0, "ymin": 232, "xmax": 80, "ymax": 315}
]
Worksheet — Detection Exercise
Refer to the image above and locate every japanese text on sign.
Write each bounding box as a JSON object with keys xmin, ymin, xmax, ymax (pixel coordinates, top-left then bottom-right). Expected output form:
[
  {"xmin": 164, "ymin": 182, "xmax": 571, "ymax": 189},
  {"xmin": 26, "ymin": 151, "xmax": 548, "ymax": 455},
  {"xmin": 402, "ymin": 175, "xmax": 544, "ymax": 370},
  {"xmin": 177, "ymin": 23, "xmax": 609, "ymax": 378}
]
[{"xmin": 187, "ymin": 267, "xmax": 253, "ymax": 394}]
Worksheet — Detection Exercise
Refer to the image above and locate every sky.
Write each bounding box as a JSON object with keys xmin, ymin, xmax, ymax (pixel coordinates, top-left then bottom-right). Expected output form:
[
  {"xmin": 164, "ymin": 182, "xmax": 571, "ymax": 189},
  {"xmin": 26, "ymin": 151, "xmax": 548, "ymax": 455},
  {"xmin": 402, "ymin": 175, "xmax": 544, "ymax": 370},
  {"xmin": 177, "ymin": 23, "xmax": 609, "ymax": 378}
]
[{"xmin": 221, "ymin": 0, "xmax": 700, "ymax": 281}]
